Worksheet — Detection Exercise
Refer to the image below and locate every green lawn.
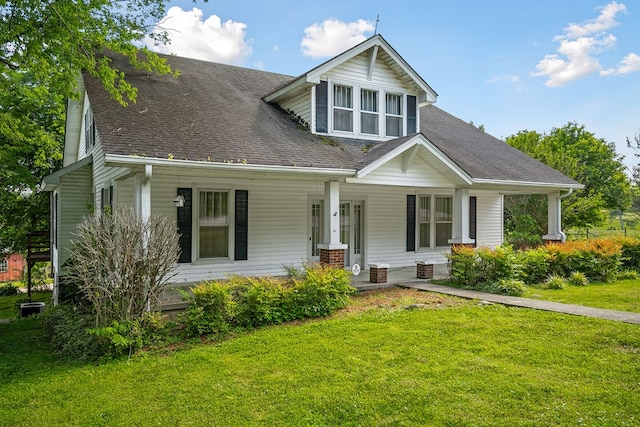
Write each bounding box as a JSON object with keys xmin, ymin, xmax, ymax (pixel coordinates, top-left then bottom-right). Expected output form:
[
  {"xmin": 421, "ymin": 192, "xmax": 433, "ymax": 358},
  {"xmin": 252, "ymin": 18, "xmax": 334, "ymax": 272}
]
[
  {"xmin": 524, "ymin": 279, "xmax": 640, "ymax": 313},
  {"xmin": 566, "ymin": 211, "xmax": 640, "ymax": 239},
  {"xmin": 1, "ymin": 289, "xmax": 639, "ymax": 426},
  {"xmin": 0, "ymin": 291, "xmax": 52, "ymax": 319}
]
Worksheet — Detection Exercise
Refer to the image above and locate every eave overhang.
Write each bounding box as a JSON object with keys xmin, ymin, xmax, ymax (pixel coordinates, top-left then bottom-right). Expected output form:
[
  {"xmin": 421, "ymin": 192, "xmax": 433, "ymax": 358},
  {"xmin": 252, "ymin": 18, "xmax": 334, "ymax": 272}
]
[
  {"xmin": 41, "ymin": 155, "xmax": 93, "ymax": 191},
  {"xmin": 471, "ymin": 178, "xmax": 584, "ymax": 194},
  {"xmin": 103, "ymin": 154, "xmax": 356, "ymax": 180}
]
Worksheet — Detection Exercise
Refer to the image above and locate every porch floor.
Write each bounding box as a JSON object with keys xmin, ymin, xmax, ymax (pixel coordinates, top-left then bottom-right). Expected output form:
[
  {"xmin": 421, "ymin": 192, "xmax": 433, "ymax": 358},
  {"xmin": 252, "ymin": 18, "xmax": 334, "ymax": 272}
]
[{"xmin": 157, "ymin": 263, "xmax": 450, "ymax": 313}]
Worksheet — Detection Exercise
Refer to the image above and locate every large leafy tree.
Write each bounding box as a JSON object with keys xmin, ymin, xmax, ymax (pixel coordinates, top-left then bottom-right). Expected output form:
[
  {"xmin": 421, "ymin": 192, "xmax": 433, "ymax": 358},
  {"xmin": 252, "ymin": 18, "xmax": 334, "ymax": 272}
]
[
  {"xmin": 505, "ymin": 123, "xmax": 632, "ymax": 239},
  {"xmin": 0, "ymin": 0, "xmax": 176, "ymax": 254},
  {"xmin": 626, "ymin": 129, "xmax": 640, "ymax": 212}
]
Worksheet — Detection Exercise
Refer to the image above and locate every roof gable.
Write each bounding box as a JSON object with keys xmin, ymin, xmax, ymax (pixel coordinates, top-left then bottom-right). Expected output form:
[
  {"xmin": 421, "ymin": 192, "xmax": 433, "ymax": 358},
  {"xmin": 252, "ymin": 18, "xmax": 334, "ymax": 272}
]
[
  {"xmin": 355, "ymin": 134, "xmax": 472, "ymax": 186},
  {"xmin": 263, "ymin": 34, "xmax": 437, "ymax": 105}
]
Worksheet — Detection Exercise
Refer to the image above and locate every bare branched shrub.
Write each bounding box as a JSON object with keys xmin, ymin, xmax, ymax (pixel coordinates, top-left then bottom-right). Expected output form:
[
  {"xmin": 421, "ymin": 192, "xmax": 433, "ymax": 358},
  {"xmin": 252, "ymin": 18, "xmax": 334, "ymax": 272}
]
[{"xmin": 66, "ymin": 206, "xmax": 179, "ymax": 326}]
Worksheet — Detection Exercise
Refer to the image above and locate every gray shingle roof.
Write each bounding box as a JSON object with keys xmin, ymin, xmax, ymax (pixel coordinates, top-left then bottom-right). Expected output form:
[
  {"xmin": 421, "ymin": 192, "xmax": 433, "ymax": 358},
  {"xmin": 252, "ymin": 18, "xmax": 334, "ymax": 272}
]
[
  {"xmin": 420, "ymin": 106, "xmax": 580, "ymax": 185},
  {"xmin": 86, "ymin": 54, "xmax": 364, "ymax": 169},
  {"xmin": 85, "ymin": 52, "xmax": 578, "ymax": 186}
]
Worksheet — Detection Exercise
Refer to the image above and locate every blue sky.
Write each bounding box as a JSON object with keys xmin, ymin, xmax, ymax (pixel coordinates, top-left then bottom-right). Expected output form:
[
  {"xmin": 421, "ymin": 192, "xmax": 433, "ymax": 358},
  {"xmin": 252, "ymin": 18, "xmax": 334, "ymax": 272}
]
[{"xmin": 149, "ymin": 1, "xmax": 640, "ymax": 171}]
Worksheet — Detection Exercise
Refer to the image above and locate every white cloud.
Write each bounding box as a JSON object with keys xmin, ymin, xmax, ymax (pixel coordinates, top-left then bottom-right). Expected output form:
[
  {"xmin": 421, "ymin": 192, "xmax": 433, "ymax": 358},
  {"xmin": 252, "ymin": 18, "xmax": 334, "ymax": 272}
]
[
  {"xmin": 145, "ymin": 7, "xmax": 252, "ymax": 65},
  {"xmin": 562, "ymin": 1, "xmax": 626, "ymax": 38},
  {"xmin": 301, "ymin": 19, "xmax": 374, "ymax": 59},
  {"xmin": 532, "ymin": 1, "xmax": 638, "ymax": 87},
  {"xmin": 533, "ymin": 34, "xmax": 616, "ymax": 87},
  {"xmin": 601, "ymin": 53, "xmax": 640, "ymax": 75}
]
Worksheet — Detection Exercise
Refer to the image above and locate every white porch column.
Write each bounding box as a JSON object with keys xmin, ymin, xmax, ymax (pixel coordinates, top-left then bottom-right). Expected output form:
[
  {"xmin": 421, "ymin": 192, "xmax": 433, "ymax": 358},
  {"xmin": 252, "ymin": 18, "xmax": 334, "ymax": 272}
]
[
  {"xmin": 449, "ymin": 187, "xmax": 475, "ymax": 245},
  {"xmin": 134, "ymin": 164, "xmax": 152, "ymax": 222},
  {"xmin": 134, "ymin": 165, "xmax": 153, "ymax": 255},
  {"xmin": 321, "ymin": 181, "xmax": 342, "ymax": 246},
  {"xmin": 317, "ymin": 181, "xmax": 347, "ymax": 267},
  {"xmin": 543, "ymin": 191, "xmax": 565, "ymax": 242}
]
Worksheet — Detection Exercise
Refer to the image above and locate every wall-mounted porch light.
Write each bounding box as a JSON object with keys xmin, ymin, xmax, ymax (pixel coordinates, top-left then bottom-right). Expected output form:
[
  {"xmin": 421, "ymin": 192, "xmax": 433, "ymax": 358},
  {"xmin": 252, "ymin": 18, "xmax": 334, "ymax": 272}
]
[{"xmin": 173, "ymin": 195, "xmax": 185, "ymax": 208}]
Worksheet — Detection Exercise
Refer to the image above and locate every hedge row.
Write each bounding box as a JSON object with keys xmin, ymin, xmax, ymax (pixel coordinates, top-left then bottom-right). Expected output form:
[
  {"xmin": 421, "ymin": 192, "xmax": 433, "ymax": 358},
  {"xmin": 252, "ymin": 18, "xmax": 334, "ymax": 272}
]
[
  {"xmin": 180, "ymin": 264, "xmax": 355, "ymax": 337},
  {"xmin": 449, "ymin": 237, "xmax": 640, "ymax": 295}
]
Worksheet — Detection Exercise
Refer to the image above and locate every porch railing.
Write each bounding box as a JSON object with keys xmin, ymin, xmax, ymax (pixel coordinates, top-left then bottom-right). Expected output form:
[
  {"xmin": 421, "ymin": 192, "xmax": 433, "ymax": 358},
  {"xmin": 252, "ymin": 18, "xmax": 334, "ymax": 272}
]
[{"xmin": 26, "ymin": 231, "xmax": 51, "ymax": 300}]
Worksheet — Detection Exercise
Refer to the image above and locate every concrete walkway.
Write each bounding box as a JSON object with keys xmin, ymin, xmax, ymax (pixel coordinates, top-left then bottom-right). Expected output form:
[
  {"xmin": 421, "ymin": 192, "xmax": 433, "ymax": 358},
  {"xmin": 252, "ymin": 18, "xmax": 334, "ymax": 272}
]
[{"xmin": 401, "ymin": 283, "xmax": 640, "ymax": 325}]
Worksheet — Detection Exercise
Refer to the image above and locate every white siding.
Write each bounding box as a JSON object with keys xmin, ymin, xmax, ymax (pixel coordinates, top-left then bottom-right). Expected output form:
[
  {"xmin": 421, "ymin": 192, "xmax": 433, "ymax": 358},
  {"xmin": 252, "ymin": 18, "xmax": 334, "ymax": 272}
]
[
  {"xmin": 324, "ymin": 52, "xmax": 412, "ymax": 92},
  {"xmin": 143, "ymin": 173, "xmax": 322, "ymax": 283},
  {"xmin": 359, "ymin": 184, "xmax": 452, "ymax": 267},
  {"xmin": 472, "ymin": 191, "xmax": 503, "ymax": 248},
  {"xmin": 91, "ymin": 144, "xmax": 130, "ymax": 213},
  {"xmin": 280, "ymin": 89, "xmax": 312, "ymax": 129},
  {"xmin": 358, "ymin": 156, "xmax": 454, "ymax": 187},
  {"xmin": 56, "ymin": 164, "xmax": 93, "ymax": 271}
]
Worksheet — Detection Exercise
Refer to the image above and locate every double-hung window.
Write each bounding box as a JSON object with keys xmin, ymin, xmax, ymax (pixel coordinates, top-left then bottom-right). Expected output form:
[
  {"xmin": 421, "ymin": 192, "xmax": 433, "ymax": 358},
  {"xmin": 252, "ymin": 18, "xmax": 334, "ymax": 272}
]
[
  {"xmin": 386, "ymin": 93, "xmax": 403, "ymax": 137},
  {"xmin": 418, "ymin": 195, "xmax": 453, "ymax": 248},
  {"xmin": 333, "ymin": 85, "xmax": 353, "ymax": 132},
  {"xmin": 199, "ymin": 191, "xmax": 229, "ymax": 258},
  {"xmin": 418, "ymin": 196, "xmax": 430, "ymax": 248},
  {"xmin": 360, "ymin": 89, "xmax": 379, "ymax": 135},
  {"xmin": 0, "ymin": 259, "xmax": 7, "ymax": 273},
  {"xmin": 435, "ymin": 196, "xmax": 453, "ymax": 246},
  {"xmin": 84, "ymin": 107, "xmax": 96, "ymax": 153}
]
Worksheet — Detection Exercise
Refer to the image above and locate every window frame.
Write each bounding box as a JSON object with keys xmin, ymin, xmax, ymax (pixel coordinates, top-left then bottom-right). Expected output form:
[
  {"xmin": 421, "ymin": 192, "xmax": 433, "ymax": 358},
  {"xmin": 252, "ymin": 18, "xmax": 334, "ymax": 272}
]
[
  {"xmin": 417, "ymin": 194, "xmax": 454, "ymax": 249},
  {"xmin": 418, "ymin": 195, "xmax": 430, "ymax": 248},
  {"xmin": 327, "ymin": 79, "xmax": 409, "ymax": 140},
  {"xmin": 0, "ymin": 258, "xmax": 7, "ymax": 273},
  {"xmin": 434, "ymin": 196, "xmax": 453, "ymax": 247},
  {"xmin": 385, "ymin": 93, "xmax": 403, "ymax": 137},
  {"xmin": 332, "ymin": 84, "xmax": 354, "ymax": 132},
  {"xmin": 360, "ymin": 88, "xmax": 379, "ymax": 135},
  {"xmin": 84, "ymin": 106, "xmax": 96, "ymax": 153},
  {"xmin": 196, "ymin": 188, "xmax": 234, "ymax": 261}
]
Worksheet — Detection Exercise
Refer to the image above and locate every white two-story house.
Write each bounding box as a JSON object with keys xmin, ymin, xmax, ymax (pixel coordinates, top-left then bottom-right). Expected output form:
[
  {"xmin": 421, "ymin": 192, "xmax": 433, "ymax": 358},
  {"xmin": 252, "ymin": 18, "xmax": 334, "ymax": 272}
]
[{"xmin": 43, "ymin": 35, "xmax": 581, "ymax": 302}]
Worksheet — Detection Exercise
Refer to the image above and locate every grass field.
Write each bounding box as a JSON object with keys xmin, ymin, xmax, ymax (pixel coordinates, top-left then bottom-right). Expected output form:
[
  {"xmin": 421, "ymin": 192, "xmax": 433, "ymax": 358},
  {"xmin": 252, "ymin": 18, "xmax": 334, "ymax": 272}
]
[
  {"xmin": 1, "ymin": 288, "xmax": 638, "ymax": 426},
  {"xmin": 524, "ymin": 279, "xmax": 640, "ymax": 313},
  {"xmin": 0, "ymin": 291, "xmax": 52, "ymax": 319},
  {"xmin": 566, "ymin": 211, "xmax": 640, "ymax": 239}
]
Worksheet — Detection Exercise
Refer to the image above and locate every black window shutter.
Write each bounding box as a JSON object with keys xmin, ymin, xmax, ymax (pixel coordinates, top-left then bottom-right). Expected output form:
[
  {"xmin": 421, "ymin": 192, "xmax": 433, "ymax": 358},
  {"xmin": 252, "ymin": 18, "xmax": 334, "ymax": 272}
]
[
  {"xmin": 235, "ymin": 190, "xmax": 248, "ymax": 261},
  {"xmin": 177, "ymin": 188, "xmax": 192, "ymax": 263},
  {"xmin": 316, "ymin": 80, "xmax": 328, "ymax": 133},
  {"xmin": 54, "ymin": 193, "xmax": 58, "ymax": 249},
  {"xmin": 469, "ymin": 196, "xmax": 477, "ymax": 245},
  {"xmin": 406, "ymin": 195, "xmax": 416, "ymax": 251},
  {"xmin": 109, "ymin": 185, "xmax": 114, "ymax": 210},
  {"xmin": 100, "ymin": 188, "xmax": 105, "ymax": 210},
  {"xmin": 407, "ymin": 95, "xmax": 417, "ymax": 134},
  {"xmin": 84, "ymin": 111, "xmax": 90, "ymax": 153}
]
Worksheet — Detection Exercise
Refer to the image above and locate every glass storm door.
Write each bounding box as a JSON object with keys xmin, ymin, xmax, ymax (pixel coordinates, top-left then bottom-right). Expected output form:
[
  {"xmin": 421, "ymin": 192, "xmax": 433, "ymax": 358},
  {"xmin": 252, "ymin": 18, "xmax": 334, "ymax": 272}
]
[
  {"xmin": 310, "ymin": 201, "xmax": 323, "ymax": 262},
  {"xmin": 310, "ymin": 200, "xmax": 363, "ymax": 268}
]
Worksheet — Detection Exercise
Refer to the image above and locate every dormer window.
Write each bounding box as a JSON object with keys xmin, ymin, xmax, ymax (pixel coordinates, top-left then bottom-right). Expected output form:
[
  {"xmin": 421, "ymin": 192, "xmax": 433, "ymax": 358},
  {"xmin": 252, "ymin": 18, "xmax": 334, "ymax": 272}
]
[
  {"xmin": 316, "ymin": 80, "xmax": 417, "ymax": 139},
  {"xmin": 385, "ymin": 93, "xmax": 403, "ymax": 137},
  {"xmin": 333, "ymin": 85, "xmax": 353, "ymax": 132}
]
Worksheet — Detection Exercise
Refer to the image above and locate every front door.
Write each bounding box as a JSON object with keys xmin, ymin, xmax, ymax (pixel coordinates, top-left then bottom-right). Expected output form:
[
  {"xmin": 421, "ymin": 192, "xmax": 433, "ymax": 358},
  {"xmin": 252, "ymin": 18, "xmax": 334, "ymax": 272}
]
[{"xmin": 310, "ymin": 200, "xmax": 364, "ymax": 268}]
